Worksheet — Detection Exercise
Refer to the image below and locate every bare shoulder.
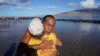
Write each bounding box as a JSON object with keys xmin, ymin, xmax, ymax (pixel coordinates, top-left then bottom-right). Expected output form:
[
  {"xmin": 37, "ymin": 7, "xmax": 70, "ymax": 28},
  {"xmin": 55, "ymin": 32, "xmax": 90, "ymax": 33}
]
[{"xmin": 21, "ymin": 30, "xmax": 31, "ymax": 43}]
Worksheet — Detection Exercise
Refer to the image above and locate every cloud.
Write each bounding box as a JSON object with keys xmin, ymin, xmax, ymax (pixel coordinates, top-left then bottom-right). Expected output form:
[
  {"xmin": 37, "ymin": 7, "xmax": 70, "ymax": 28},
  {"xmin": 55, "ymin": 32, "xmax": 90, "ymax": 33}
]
[
  {"xmin": 38, "ymin": 6, "xmax": 57, "ymax": 9},
  {"xmin": 0, "ymin": 0, "xmax": 33, "ymax": 10},
  {"xmin": 26, "ymin": 7, "xmax": 33, "ymax": 10},
  {"xmin": 0, "ymin": 2, "xmax": 17, "ymax": 6},
  {"xmin": 97, "ymin": 3, "xmax": 100, "ymax": 8},
  {"xmin": 11, "ymin": 6, "xmax": 34, "ymax": 10},
  {"xmin": 67, "ymin": 0, "xmax": 100, "ymax": 9},
  {"xmin": 0, "ymin": 0, "xmax": 57, "ymax": 10},
  {"xmin": 67, "ymin": 2, "xmax": 77, "ymax": 8},
  {"xmin": 0, "ymin": 0, "xmax": 17, "ymax": 7},
  {"xmin": 47, "ymin": 6, "xmax": 57, "ymax": 9},
  {"xmin": 0, "ymin": 0, "xmax": 17, "ymax": 4},
  {"xmin": 11, "ymin": 6, "xmax": 57, "ymax": 10},
  {"xmin": 0, "ymin": 0, "xmax": 30, "ymax": 7},
  {"xmin": 0, "ymin": 0, "xmax": 4, "ymax": 2},
  {"xmin": 8, "ymin": 5, "xmax": 57, "ymax": 10},
  {"xmin": 14, "ymin": 6, "xmax": 24, "ymax": 9},
  {"xmin": 19, "ymin": 0, "xmax": 30, "ymax": 3},
  {"xmin": 0, "ymin": 0, "xmax": 30, "ymax": 3},
  {"xmin": 80, "ymin": 0, "xmax": 97, "ymax": 8}
]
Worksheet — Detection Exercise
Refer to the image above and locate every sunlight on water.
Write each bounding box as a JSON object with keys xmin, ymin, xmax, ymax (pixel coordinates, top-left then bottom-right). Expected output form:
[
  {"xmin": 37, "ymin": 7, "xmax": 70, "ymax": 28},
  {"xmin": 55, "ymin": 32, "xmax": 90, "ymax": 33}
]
[{"xmin": 79, "ymin": 23, "xmax": 93, "ymax": 32}]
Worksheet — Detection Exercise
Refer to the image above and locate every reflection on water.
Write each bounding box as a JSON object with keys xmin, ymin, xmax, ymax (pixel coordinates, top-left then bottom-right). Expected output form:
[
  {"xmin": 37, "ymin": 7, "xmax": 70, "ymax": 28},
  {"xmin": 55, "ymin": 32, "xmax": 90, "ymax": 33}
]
[
  {"xmin": 0, "ymin": 20, "xmax": 100, "ymax": 56},
  {"xmin": 79, "ymin": 23, "xmax": 93, "ymax": 32},
  {"xmin": 0, "ymin": 20, "xmax": 31, "ymax": 56},
  {"xmin": 55, "ymin": 21, "xmax": 100, "ymax": 56},
  {"xmin": 0, "ymin": 21, "xmax": 10, "ymax": 31},
  {"xmin": 79, "ymin": 23, "xmax": 100, "ymax": 32}
]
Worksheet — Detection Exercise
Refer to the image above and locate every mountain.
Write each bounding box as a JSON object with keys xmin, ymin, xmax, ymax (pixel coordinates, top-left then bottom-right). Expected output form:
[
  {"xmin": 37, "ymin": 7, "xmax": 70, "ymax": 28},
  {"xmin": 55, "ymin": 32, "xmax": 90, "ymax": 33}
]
[{"xmin": 54, "ymin": 8, "xmax": 100, "ymax": 20}]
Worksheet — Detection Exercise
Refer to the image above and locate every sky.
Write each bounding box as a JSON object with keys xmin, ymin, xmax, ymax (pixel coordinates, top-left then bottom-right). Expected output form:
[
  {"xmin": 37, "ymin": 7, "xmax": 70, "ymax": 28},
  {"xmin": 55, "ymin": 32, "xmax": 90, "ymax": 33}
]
[{"xmin": 0, "ymin": 0, "xmax": 100, "ymax": 16}]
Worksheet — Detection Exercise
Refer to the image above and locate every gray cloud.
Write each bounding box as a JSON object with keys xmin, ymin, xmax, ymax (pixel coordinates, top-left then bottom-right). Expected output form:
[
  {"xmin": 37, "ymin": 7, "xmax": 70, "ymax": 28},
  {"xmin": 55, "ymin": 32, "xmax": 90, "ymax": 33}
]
[
  {"xmin": 0, "ymin": 2, "xmax": 17, "ymax": 6},
  {"xmin": 0, "ymin": 0, "xmax": 30, "ymax": 7},
  {"xmin": 19, "ymin": 0, "xmax": 30, "ymax": 3}
]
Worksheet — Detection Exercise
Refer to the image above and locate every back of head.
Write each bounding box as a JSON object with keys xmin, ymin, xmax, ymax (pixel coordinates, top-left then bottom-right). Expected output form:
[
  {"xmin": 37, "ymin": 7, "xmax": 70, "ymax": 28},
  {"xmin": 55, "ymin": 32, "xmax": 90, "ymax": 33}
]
[{"xmin": 28, "ymin": 18, "xmax": 43, "ymax": 37}]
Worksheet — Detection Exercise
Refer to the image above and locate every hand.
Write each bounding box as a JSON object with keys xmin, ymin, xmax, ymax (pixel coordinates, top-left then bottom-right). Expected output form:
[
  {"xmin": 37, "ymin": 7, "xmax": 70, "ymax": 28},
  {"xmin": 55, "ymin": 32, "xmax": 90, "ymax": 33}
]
[
  {"xmin": 31, "ymin": 37, "xmax": 54, "ymax": 49},
  {"xmin": 41, "ymin": 38, "xmax": 54, "ymax": 49}
]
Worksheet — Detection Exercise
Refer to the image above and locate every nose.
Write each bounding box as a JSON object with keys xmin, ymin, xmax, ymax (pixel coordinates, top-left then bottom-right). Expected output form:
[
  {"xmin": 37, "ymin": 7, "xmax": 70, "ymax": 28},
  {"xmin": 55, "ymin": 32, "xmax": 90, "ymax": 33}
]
[{"xmin": 49, "ymin": 26, "xmax": 53, "ymax": 31}]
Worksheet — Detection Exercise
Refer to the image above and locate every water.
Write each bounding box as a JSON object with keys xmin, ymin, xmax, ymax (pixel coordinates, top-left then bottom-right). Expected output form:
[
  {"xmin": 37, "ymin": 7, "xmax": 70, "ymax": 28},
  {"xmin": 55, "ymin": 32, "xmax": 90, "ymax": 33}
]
[
  {"xmin": 55, "ymin": 16, "xmax": 100, "ymax": 20},
  {"xmin": 0, "ymin": 20, "xmax": 100, "ymax": 56},
  {"xmin": 55, "ymin": 21, "xmax": 100, "ymax": 56},
  {"xmin": 0, "ymin": 20, "xmax": 31, "ymax": 56}
]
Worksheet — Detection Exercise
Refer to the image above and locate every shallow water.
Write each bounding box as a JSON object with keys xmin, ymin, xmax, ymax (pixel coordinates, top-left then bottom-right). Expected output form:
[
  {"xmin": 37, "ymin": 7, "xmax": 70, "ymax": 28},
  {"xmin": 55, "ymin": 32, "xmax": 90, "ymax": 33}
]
[
  {"xmin": 55, "ymin": 21, "xmax": 100, "ymax": 56},
  {"xmin": 0, "ymin": 20, "xmax": 100, "ymax": 56}
]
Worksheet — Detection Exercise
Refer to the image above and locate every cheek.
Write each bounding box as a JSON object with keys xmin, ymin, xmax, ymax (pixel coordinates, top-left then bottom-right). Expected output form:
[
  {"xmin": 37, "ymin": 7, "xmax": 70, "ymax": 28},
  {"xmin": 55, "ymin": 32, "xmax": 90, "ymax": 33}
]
[
  {"xmin": 46, "ymin": 26, "xmax": 49, "ymax": 30},
  {"xmin": 44, "ymin": 25, "xmax": 48, "ymax": 31},
  {"xmin": 46, "ymin": 26, "xmax": 51, "ymax": 31}
]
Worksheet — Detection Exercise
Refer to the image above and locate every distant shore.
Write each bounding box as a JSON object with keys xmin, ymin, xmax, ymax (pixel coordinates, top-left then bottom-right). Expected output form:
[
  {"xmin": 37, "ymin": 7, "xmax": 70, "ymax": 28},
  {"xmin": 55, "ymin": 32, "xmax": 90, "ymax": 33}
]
[
  {"xmin": 0, "ymin": 17, "xmax": 100, "ymax": 24},
  {"xmin": 56, "ymin": 19, "xmax": 100, "ymax": 24}
]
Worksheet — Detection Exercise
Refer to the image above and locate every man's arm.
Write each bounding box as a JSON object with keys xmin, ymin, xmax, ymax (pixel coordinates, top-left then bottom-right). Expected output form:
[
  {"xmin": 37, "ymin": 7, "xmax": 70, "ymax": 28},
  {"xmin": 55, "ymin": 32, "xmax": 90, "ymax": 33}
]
[
  {"xmin": 21, "ymin": 30, "xmax": 31, "ymax": 44},
  {"xmin": 16, "ymin": 30, "xmax": 32, "ymax": 55},
  {"xmin": 54, "ymin": 32, "xmax": 62, "ymax": 47},
  {"xmin": 21, "ymin": 30, "xmax": 43, "ymax": 50},
  {"xmin": 21, "ymin": 30, "xmax": 53, "ymax": 50},
  {"xmin": 29, "ymin": 39, "xmax": 54, "ymax": 50},
  {"xmin": 56, "ymin": 38, "xmax": 62, "ymax": 47}
]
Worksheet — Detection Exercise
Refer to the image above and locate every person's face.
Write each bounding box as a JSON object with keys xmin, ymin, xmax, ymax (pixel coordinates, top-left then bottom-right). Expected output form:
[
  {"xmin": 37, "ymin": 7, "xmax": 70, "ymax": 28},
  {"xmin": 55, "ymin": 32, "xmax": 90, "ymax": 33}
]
[{"xmin": 43, "ymin": 17, "xmax": 56, "ymax": 34}]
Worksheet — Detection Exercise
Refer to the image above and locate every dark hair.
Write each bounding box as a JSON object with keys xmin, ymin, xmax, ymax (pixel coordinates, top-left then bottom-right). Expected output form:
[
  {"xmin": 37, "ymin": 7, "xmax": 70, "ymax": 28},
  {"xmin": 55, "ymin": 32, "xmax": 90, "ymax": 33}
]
[{"xmin": 42, "ymin": 15, "xmax": 55, "ymax": 23}]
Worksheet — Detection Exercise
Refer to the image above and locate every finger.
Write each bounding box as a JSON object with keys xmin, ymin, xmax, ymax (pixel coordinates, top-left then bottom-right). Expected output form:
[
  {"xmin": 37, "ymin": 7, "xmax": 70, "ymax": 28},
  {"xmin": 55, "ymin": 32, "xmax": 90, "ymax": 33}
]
[{"xmin": 44, "ymin": 37, "xmax": 49, "ymax": 40}]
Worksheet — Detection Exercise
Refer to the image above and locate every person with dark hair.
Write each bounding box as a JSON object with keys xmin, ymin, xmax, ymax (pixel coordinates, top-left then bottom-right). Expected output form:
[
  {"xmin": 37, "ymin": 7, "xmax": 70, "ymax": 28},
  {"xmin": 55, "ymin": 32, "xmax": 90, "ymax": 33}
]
[
  {"xmin": 42, "ymin": 15, "xmax": 55, "ymax": 23},
  {"xmin": 39, "ymin": 15, "xmax": 62, "ymax": 56},
  {"xmin": 16, "ymin": 15, "xmax": 62, "ymax": 56}
]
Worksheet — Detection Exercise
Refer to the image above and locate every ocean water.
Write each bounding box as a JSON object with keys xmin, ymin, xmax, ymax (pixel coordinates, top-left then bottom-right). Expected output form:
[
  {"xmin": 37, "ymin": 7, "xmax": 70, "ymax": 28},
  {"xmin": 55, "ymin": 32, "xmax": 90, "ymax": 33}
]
[{"xmin": 0, "ymin": 20, "xmax": 100, "ymax": 56}]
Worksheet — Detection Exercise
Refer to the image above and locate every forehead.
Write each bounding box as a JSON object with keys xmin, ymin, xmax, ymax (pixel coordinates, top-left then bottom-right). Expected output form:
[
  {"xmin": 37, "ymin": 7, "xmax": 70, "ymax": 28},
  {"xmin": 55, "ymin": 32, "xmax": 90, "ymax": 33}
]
[
  {"xmin": 45, "ymin": 17, "xmax": 55, "ymax": 22},
  {"xmin": 45, "ymin": 17, "xmax": 56, "ymax": 25}
]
